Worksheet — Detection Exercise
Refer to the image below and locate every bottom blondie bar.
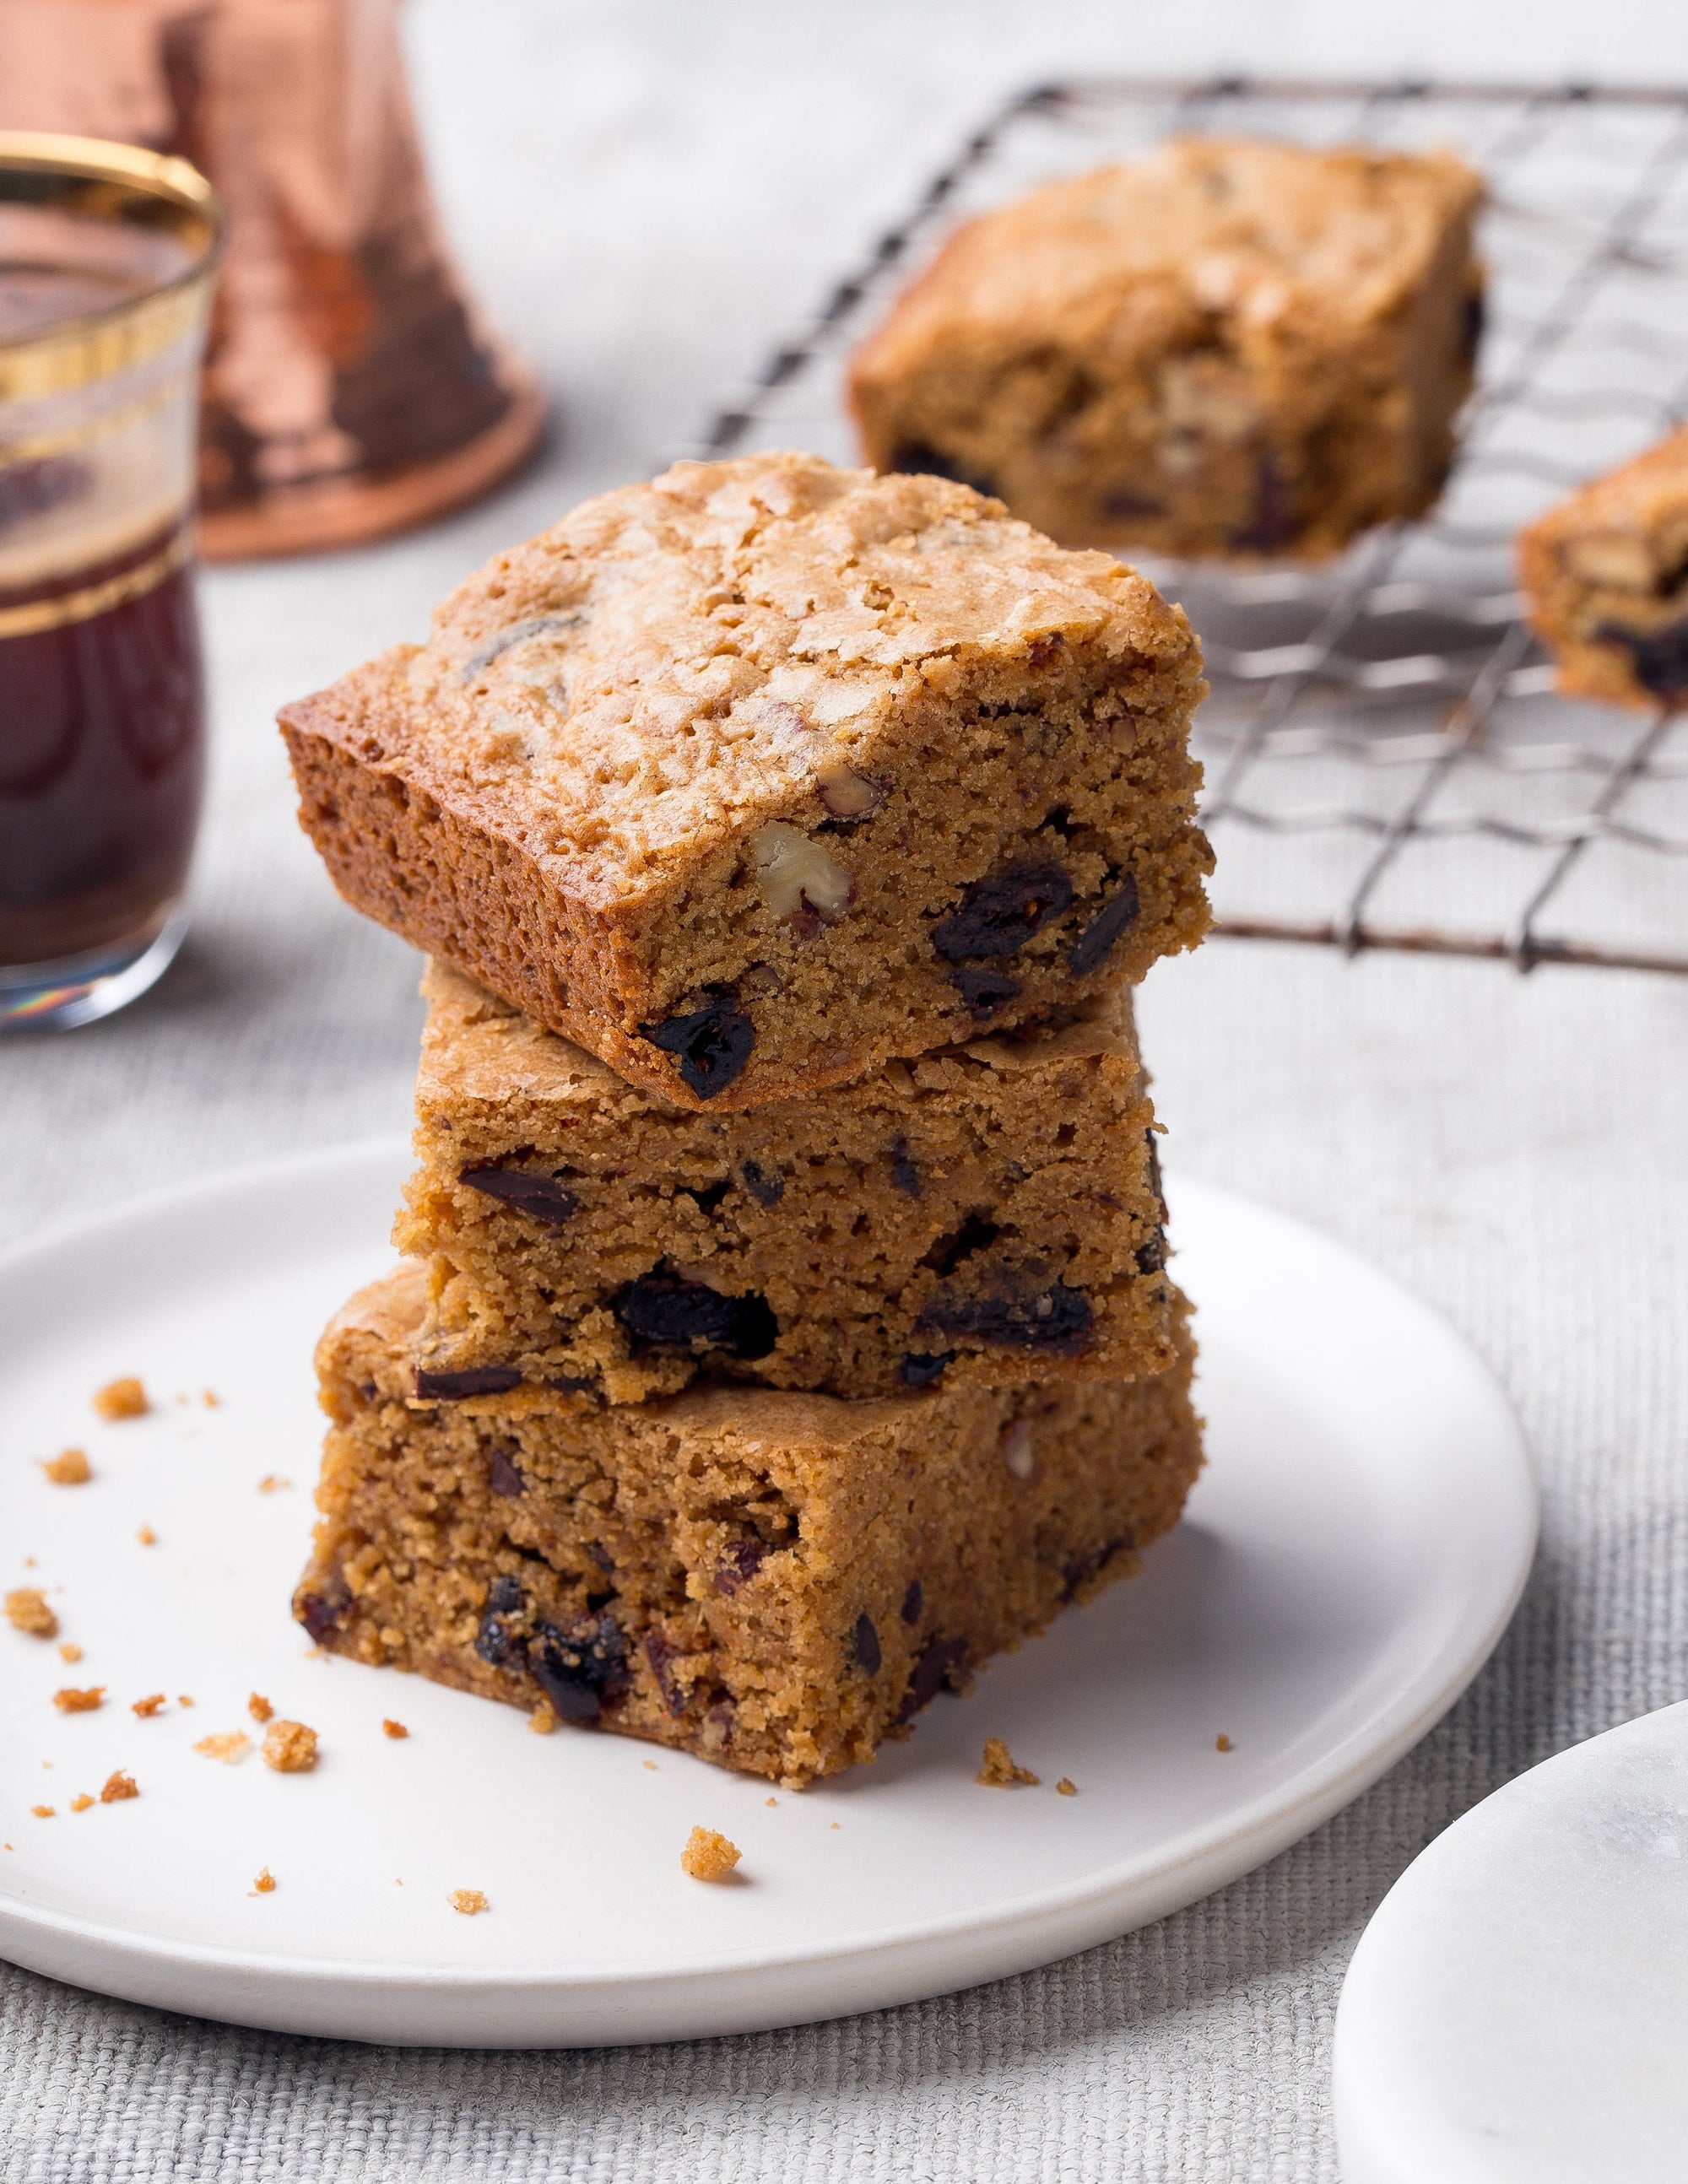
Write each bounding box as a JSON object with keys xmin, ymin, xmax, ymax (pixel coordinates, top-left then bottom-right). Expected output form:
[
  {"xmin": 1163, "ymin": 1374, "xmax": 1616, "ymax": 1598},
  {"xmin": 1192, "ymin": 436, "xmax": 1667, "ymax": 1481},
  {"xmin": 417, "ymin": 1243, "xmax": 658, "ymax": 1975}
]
[{"xmin": 295, "ymin": 1265, "xmax": 1202, "ymax": 1786}]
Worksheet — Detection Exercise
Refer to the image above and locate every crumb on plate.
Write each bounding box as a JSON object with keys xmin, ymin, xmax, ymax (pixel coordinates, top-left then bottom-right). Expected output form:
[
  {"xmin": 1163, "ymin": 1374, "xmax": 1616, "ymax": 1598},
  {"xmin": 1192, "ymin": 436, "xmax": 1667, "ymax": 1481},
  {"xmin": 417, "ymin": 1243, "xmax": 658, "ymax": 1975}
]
[
  {"xmin": 449, "ymin": 1889, "xmax": 489, "ymax": 1916},
  {"xmin": 6, "ymin": 1587, "xmax": 57, "ymax": 1639},
  {"xmin": 262, "ymin": 1719, "xmax": 318, "ymax": 1773},
  {"xmin": 247, "ymin": 1693, "xmax": 273, "ymax": 1722},
  {"xmin": 31, "ymin": 1806, "xmax": 54, "ymax": 1819},
  {"xmin": 257, "ymin": 1474, "xmax": 290, "ymax": 1494},
  {"xmin": 133, "ymin": 1694, "xmax": 166, "ymax": 1717},
  {"xmin": 194, "ymin": 1731, "xmax": 252, "ymax": 1764},
  {"xmin": 41, "ymin": 1449, "xmax": 91, "ymax": 1485},
  {"xmin": 766, "ymin": 1797, "xmax": 777, "ymax": 1807},
  {"xmin": 680, "ymin": 1826, "xmax": 742, "ymax": 1882},
  {"xmin": 178, "ymin": 1694, "xmax": 194, "ymax": 1707},
  {"xmin": 1215, "ymin": 1733, "xmax": 1234, "ymax": 1753},
  {"xmin": 100, "ymin": 1770, "xmax": 138, "ymax": 1803},
  {"xmin": 94, "ymin": 1376, "xmax": 149, "ymax": 1421},
  {"xmin": 203, "ymin": 1390, "xmax": 220, "ymax": 1408},
  {"xmin": 1056, "ymin": 1777, "xmax": 1078, "ymax": 1797},
  {"xmin": 53, "ymin": 1686, "xmax": 105, "ymax": 1714},
  {"xmin": 69, "ymin": 1793, "xmax": 94, "ymax": 1813},
  {"xmin": 57, "ymin": 1642, "xmax": 82, "ymax": 1663},
  {"xmin": 136, "ymin": 1525, "xmax": 156, "ymax": 1547},
  {"xmin": 382, "ymin": 1718, "xmax": 408, "ymax": 1739},
  {"xmin": 252, "ymin": 1868, "xmax": 276, "ymax": 1894},
  {"xmin": 977, "ymin": 1736, "xmax": 1040, "ymax": 1788}
]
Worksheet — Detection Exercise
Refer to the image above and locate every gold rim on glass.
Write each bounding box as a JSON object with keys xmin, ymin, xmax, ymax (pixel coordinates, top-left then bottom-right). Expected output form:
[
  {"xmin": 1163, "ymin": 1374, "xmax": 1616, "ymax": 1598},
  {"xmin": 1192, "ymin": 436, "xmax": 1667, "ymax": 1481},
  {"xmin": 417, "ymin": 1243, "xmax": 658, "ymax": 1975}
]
[{"xmin": 0, "ymin": 131, "xmax": 225, "ymax": 403}]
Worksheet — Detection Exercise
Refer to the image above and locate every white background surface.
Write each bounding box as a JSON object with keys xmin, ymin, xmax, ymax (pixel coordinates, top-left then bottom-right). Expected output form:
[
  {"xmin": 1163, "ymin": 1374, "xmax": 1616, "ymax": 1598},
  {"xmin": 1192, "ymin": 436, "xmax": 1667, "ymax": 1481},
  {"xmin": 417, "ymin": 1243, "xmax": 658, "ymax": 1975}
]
[{"xmin": 3, "ymin": 1, "xmax": 1687, "ymax": 2176}]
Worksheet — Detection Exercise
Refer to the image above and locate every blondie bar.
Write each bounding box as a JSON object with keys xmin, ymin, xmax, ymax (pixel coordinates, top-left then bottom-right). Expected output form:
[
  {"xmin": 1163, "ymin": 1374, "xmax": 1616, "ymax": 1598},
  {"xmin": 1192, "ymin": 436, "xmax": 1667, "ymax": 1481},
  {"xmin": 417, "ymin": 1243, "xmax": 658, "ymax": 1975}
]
[
  {"xmin": 848, "ymin": 138, "xmax": 1484, "ymax": 561},
  {"xmin": 1517, "ymin": 426, "xmax": 1688, "ymax": 705},
  {"xmin": 396, "ymin": 960, "xmax": 1176, "ymax": 1403},
  {"xmin": 295, "ymin": 1265, "xmax": 1202, "ymax": 1786},
  {"xmin": 280, "ymin": 452, "xmax": 1209, "ymax": 1110}
]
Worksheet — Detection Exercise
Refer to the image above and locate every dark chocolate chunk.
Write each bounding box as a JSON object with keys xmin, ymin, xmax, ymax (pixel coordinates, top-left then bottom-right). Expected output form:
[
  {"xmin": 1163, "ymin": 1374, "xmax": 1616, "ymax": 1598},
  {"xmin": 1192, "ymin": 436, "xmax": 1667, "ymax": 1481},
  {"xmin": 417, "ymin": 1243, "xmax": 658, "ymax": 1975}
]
[
  {"xmin": 851, "ymin": 1613, "xmax": 882, "ymax": 1673},
  {"xmin": 740, "ymin": 1159, "xmax": 785, "ymax": 1208},
  {"xmin": 901, "ymin": 1579, "xmax": 924, "ymax": 1626},
  {"xmin": 294, "ymin": 1576, "xmax": 351, "ymax": 1646},
  {"xmin": 1062, "ymin": 1536, "xmax": 1132, "ymax": 1605},
  {"xmin": 1229, "ymin": 451, "xmax": 1296, "ymax": 554},
  {"xmin": 475, "ymin": 1576, "xmax": 527, "ymax": 1665},
  {"xmin": 716, "ymin": 1537, "xmax": 766, "ymax": 1595},
  {"xmin": 889, "ymin": 1138, "xmax": 921, "ymax": 1198},
  {"xmin": 637, "ymin": 997, "xmax": 755, "ymax": 1099},
  {"xmin": 414, "ymin": 1363, "xmax": 524, "ymax": 1400},
  {"xmin": 546, "ymin": 1372, "xmax": 593, "ymax": 1396},
  {"xmin": 922, "ymin": 1213, "xmax": 1000, "ymax": 1279},
  {"xmin": 1595, "ymin": 613, "xmax": 1688, "ymax": 699},
  {"xmin": 887, "ymin": 442, "xmax": 998, "ymax": 499},
  {"xmin": 486, "ymin": 1445, "xmax": 525, "ymax": 1497},
  {"xmin": 917, "ymin": 1279, "xmax": 1095, "ymax": 1356},
  {"xmin": 1134, "ymin": 1230, "xmax": 1167, "ymax": 1276},
  {"xmin": 899, "ymin": 1350, "xmax": 955, "ymax": 1389},
  {"xmin": 528, "ymin": 1613, "xmax": 629, "ymax": 1723},
  {"xmin": 458, "ymin": 1163, "xmax": 578, "ymax": 1228},
  {"xmin": 896, "ymin": 1635, "xmax": 970, "ymax": 1723},
  {"xmin": 683, "ymin": 1178, "xmax": 732, "ymax": 1216},
  {"xmin": 1068, "ymin": 870, "xmax": 1140, "ymax": 976},
  {"xmin": 586, "ymin": 1539, "xmax": 615, "ymax": 1574},
  {"xmin": 931, "ymin": 863, "xmax": 1074, "ymax": 962},
  {"xmin": 613, "ymin": 1271, "xmax": 778, "ymax": 1359},
  {"xmin": 951, "ymin": 965, "xmax": 1022, "ymax": 1019}
]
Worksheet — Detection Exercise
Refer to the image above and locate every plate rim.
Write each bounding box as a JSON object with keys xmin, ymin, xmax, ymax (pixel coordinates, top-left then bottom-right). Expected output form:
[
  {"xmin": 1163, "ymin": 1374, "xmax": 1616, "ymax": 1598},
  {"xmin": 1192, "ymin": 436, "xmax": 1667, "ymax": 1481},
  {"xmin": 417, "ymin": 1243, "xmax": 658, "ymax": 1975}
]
[{"xmin": 0, "ymin": 1139, "xmax": 1539, "ymax": 2028}]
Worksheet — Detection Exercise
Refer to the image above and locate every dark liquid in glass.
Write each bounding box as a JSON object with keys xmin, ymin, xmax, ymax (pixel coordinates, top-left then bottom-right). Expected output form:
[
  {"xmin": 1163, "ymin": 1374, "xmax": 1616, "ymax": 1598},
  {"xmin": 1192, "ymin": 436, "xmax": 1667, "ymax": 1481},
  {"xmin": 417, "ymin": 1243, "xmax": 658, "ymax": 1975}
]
[{"xmin": 0, "ymin": 519, "xmax": 205, "ymax": 967}]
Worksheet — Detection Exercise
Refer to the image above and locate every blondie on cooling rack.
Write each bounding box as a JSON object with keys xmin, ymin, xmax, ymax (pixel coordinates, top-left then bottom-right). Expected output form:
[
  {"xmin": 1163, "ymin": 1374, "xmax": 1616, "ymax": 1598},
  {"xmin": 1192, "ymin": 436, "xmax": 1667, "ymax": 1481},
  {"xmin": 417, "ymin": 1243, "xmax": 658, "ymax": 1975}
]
[{"xmin": 681, "ymin": 78, "xmax": 1688, "ymax": 977}]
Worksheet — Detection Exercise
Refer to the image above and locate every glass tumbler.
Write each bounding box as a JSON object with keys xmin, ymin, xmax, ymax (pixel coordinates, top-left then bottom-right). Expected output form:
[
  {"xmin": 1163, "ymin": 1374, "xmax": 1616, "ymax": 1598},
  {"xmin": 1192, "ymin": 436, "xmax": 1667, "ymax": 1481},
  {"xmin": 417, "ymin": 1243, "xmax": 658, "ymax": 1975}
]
[{"xmin": 0, "ymin": 132, "xmax": 223, "ymax": 1031}]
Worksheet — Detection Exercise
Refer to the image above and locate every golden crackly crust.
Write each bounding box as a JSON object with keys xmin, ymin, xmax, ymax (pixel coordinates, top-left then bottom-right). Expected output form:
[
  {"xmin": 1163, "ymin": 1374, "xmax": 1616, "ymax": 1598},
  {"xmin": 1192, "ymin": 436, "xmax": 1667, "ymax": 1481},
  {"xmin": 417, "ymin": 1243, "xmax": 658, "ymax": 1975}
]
[
  {"xmin": 848, "ymin": 138, "xmax": 1484, "ymax": 560},
  {"xmin": 397, "ymin": 959, "xmax": 1177, "ymax": 1402},
  {"xmin": 280, "ymin": 451, "xmax": 1210, "ymax": 1110},
  {"xmin": 298, "ymin": 1265, "xmax": 1203, "ymax": 1785},
  {"xmin": 1517, "ymin": 426, "xmax": 1688, "ymax": 707}
]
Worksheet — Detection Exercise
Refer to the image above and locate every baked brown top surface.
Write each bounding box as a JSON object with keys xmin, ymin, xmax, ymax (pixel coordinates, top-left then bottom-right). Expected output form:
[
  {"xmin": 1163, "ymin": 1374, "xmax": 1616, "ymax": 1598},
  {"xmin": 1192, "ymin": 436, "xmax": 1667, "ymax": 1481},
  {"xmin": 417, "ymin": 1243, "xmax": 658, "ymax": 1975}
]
[
  {"xmin": 416, "ymin": 958, "xmax": 1141, "ymax": 1114},
  {"xmin": 288, "ymin": 451, "xmax": 1198, "ymax": 907},
  {"xmin": 853, "ymin": 137, "xmax": 1484, "ymax": 363}
]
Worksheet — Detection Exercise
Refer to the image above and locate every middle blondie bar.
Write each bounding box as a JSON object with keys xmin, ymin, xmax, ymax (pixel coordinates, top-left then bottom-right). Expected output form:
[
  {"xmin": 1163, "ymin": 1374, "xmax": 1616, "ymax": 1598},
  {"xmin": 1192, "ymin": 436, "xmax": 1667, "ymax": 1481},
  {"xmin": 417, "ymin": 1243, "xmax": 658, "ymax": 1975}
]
[{"xmin": 396, "ymin": 960, "xmax": 1176, "ymax": 1404}]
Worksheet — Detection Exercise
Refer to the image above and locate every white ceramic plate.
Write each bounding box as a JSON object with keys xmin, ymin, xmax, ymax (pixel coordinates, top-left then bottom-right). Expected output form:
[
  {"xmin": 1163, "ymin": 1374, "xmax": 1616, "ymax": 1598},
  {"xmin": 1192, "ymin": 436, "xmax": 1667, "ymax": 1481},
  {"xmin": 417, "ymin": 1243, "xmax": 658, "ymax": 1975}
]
[
  {"xmin": 1334, "ymin": 1700, "xmax": 1688, "ymax": 2184},
  {"xmin": 0, "ymin": 1143, "xmax": 1535, "ymax": 2048}
]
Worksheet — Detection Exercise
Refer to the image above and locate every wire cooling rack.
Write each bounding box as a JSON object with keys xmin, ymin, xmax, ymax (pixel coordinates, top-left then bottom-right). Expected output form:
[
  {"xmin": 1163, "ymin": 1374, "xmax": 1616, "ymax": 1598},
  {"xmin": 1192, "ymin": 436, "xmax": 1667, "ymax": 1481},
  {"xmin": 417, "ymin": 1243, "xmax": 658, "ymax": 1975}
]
[{"xmin": 682, "ymin": 79, "xmax": 1688, "ymax": 976}]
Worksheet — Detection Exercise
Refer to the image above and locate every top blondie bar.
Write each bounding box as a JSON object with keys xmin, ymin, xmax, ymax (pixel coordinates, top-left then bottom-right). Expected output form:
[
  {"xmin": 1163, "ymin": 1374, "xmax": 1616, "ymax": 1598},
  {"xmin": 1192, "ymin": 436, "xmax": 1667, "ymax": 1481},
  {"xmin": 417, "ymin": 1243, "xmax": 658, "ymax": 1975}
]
[
  {"xmin": 281, "ymin": 452, "xmax": 1209, "ymax": 1110},
  {"xmin": 849, "ymin": 138, "xmax": 1484, "ymax": 561}
]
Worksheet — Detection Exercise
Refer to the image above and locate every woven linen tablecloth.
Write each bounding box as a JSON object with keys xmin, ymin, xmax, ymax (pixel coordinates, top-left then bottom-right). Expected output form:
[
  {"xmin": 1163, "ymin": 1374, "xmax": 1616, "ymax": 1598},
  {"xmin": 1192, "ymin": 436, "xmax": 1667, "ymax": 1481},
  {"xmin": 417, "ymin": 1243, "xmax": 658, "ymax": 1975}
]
[{"xmin": 4, "ymin": 4, "xmax": 1688, "ymax": 2176}]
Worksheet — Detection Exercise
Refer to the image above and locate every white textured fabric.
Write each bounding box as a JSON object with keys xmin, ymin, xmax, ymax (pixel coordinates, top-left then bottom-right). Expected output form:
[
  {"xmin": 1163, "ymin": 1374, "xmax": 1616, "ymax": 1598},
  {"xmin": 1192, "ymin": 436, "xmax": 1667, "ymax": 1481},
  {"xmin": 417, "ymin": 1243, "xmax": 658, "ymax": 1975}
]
[{"xmin": 4, "ymin": 5, "xmax": 1688, "ymax": 2176}]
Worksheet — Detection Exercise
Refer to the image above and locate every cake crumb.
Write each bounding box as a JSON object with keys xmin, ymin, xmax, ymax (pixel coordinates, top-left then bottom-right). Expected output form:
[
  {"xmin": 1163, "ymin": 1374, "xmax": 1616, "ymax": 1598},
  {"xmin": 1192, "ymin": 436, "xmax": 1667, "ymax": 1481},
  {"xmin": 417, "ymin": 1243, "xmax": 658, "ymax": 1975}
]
[
  {"xmin": 6, "ymin": 1587, "xmax": 57, "ymax": 1639},
  {"xmin": 58, "ymin": 1643, "xmax": 82, "ymax": 1663},
  {"xmin": 178, "ymin": 1694, "xmax": 194, "ymax": 1706},
  {"xmin": 1056, "ymin": 1777, "xmax": 1078, "ymax": 1797},
  {"xmin": 247, "ymin": 1693, "xmax": 273, "ymax": 1723},
  {"xmin": 132, "ymin": 1694, "xmax": 166, "ymax": 1718},
  {"xmin": 94, "ymin": 1376, "xmax": 149, "ymax": 1420},
  {"xmin": 382, "ymin": 1718, "xmax": 409, "ymax": 1739},
  {"xmin": 830, "ymin": 1822, "xmax": 840, "ymax": 1830},
  {"xmin": 262, "ymin": 1719, "xmax": 318, "ymax": 1773},
  {"xmin": 680, "ymin": 1826, "xmax": 742, "ymax": 1882},
  {"xmin": 136, "ymin": 1525, "xmax": 157, "ymax": 1547},
  {"xmin": 766, "ymin": 1797, "xmax": 777, "ymax": 1807},
  {"xmin": 203, "ymin": 1390, "xmax": 220, "ymax": 1408},
  {"xmin": 69, "ymin": 1794, "xmax": 94, "ymax": 1813},
  {"xmin": 53, "ymin": 1686, "xmax": 105, "ymax": 1714},
  {"xmin": 41, "ymin": 1449, "xmax": 91, "ymax": 1485},
  {"xmin": 194, "ymin": 1731, "xmax": 252, "ymax": 1764},
  {"xmin": 257, "ymin": 1474, "xmax": 290, "ymax": 1494},
  {"xmin": 252, "ymin": 1868, "xmax": 276, "ymax": 1894},
  {"xmin": 449, "ymin": 1889, "xmax": 489, "ymax": 1915},
  {"xmin": 31, "ymin": 1806, "xmax": 54, "ymax": 1819},
  {"xmin": 100, "ymin": 1771, "xmax": 138, "ymax": 1803},
  {"xmin": 528, "ymin": 1701, "xmax": 558, "ymax": 1736},
  {"xmin": 977, "ymin": 1736, "xmax": 1040, "ymax": 1787},
  {"xmin": 642, "ymin": 1759, "xmax": 657, "ymax": 1770},
  {"xmin": 1215, "ymin": 1733, "xmax": 1234, "ymax": 1753}
]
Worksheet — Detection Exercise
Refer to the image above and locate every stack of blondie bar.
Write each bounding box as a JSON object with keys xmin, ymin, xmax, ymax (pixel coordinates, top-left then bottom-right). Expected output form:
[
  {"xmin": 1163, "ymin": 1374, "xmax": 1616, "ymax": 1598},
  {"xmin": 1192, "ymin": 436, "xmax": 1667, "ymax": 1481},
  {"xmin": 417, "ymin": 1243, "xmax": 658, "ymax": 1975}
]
[{"xmin": 279, "ymin": 449, "xmax": 1213, "ymax": 1787}]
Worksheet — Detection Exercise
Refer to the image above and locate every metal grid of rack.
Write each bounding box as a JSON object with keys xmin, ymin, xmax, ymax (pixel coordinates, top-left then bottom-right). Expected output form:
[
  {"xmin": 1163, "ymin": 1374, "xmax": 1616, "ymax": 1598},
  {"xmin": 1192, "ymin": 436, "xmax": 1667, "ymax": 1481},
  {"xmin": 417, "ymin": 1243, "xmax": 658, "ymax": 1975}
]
[{"xmin": 684, "ymin": 79, "xmax": 1688, "ymax": 976}]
